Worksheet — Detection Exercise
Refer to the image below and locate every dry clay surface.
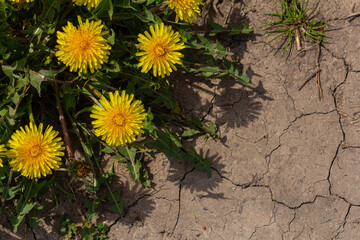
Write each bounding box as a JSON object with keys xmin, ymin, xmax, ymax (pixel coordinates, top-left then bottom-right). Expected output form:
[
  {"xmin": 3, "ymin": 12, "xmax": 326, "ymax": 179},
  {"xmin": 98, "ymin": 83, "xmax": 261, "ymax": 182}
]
[
  {"xmin": 108, "ymin": 0, "xmax": 360, "ymax": 239},
  {"xmin": 2, "ymin": 0, "xmax": 359, "ymax": 240}
]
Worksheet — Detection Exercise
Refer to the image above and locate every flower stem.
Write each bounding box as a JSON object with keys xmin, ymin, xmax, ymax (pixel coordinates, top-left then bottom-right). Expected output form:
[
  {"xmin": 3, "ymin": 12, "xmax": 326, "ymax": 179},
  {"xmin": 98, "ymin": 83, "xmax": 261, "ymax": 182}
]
[
  {"xmin": 0, "ymin": 170, "xmax": 13, "ymax": 211},
  {"xmin": 54, "ymin": 83, "xmax": 74, "ymax": 159}
]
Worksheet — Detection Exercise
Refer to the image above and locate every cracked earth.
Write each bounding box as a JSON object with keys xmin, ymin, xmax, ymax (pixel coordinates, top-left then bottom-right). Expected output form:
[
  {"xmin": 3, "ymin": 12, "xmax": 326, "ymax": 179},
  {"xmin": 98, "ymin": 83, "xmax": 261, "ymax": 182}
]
[{"xmin": 2, "ymin": 0, "xmax": 359, "ymax": 239}]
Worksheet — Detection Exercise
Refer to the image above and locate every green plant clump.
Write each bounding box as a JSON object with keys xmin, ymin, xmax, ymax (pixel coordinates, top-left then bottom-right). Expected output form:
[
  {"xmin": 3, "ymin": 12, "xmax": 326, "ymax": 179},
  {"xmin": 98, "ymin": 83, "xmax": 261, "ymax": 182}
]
[
  {"xmin": 264, "ymin": 0, "xmax": 327, "ymax": 55},
  {"xmin": 0, "ymin": 0, "xmax": 253, "ymax": 235}
]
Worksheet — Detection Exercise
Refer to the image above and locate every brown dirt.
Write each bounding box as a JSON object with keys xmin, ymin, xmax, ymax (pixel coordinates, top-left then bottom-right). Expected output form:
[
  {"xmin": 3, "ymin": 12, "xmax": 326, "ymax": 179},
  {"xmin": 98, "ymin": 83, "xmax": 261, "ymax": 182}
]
[{"xmin": 2, "ymin": 0, "xmax": 359, "ymax": 239}]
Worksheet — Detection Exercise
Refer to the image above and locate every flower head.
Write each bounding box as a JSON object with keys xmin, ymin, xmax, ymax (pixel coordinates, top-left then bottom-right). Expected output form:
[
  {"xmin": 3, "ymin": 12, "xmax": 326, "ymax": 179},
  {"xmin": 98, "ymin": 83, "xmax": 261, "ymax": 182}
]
[
  {"xmin": 0, "ymin": 145, "xmax": 6, "ymax": 167},
  {"xmin": 56, "ymin": 16, "xmax": 111, "ymax": 74},
  {"xmin": 91, "ymin": 91, "xmax": 147, "ymax": 146},
  {"xmin": 168, "ymin": 0, "xmax": 203, "ymax": 23},
  {"xmin": 72, "ymin": 0, "xmax": 102, "ymax": 9},
  {"xmin": 72, "ymin": 161, "xmax": 91, "ymax": 178},
  {"xmin": 136, "ymin": 23, "xmax": 185, "ymax": 78},
  {"xmin": 7, "ymin": 123, "xmax": 65, "ymax": 179},
  {"xmin": 10, "ymin": 0, "xmax": 33, "ymax": 4}
]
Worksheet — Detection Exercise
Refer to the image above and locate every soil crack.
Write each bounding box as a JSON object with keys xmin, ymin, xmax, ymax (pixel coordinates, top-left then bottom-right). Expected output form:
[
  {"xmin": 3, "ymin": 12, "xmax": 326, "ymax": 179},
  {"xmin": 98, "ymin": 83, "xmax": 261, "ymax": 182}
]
[
  {"xmin": 250, "ymin": 184, "xmax": 327, "ymax": 210},
  {"xmin": 108, "ymin": 193, "xmax": 152, "ymax": 229},
  {"xmin": 333, "ymin": 204, "xmax": 351, "ymax": 239},
  {"xmin": 171, "ymin": 168, "xmax": 195, "ymax": 235},
  {"xmin": 211, "ymin": 166, "xmax": 259, "ymax": 189}
]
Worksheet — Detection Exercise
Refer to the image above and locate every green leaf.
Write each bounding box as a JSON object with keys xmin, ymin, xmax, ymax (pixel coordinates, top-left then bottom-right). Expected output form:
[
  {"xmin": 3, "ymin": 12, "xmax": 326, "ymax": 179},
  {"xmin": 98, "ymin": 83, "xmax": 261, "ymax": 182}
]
[
  {"xmin": 118, "ymin": 146, "xmax": 136, "ymax": 160},
  {"xmin": 208, "ymin": 21, "xmax": 225, "ymax": 36},
  {"xmin": 19, "ymin": 202, "xmax": 37, "ymax": 216},
  {"xmin": 108, "ymin": 201, "xmax": 123, "ymax": 215},
  {"xmin": 11, "ymin": 92, "xmax": 20, "ymax": 105},
  {"xmin": 228, "ymin": 23, "xmax": 253, "ymax": 35},
  {"xmin": 181, "ymin": 128, "xmax": 200, "ymax": 137},
  {"xmin": 181, "ymin": 148, "xmax": 211, "ymax": 175},
  {"xmin": 95, "ymin": 0, "xmax": 114, "ymax": 19},
  {"xmin": 105, "ymin": 189, "xmax": 121, "ymax": 203},
  {"xmin": 240, "ymin": 23, "xmax": 253, "ymax": 34},
  {"xmin": 102, "ymin": 146, "xmax": 114, "ymax": 154},
  {"xmin": 152, "ymin": 87, "xmax": 176, "ymax": 110},
  {"xmin": 197, "ymin": 35, "xmax": 213, "ymax": 49},
  {"xmin": 126, "ymin": 159, "xmax": 142, "ymax": 182},
  {"xmin": 63, "ymin": 94, "xmax": 76, "ymax": 112},
  {"xmin": 4, "ymin": 184, "xmax": 21, "ymax": 200},
  {"xmin": 144, "ymin": 7, "xmax": 154, "ymax": 22},
  {"xmin": 107, "ymin": 29, "xmax": 116, "ymax": 45},
  {"xmin": 150, "ymin": 129, "xmax": 181, "ymax": 158},
  {"xmin": 10, "ymin": 213, "xmax": 25, "ymax": 233},
  {"xmin": 228, "ymin": 23, "xmax": 242, "ymax": 35},
  {"xmin": 29, "ymin": 74, "xmax": 43, "ymax": 96},
  {"xmin": 41, "ymin": 0, "xmax": 60, "ymax": 23}
]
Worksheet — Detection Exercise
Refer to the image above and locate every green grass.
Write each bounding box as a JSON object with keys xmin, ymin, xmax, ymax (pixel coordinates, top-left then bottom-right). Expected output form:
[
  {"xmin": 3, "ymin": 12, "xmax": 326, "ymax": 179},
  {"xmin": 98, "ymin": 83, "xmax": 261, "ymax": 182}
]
[{"xmin": 263, "ymin": 0, "xmax": 327, "ymax": 55}]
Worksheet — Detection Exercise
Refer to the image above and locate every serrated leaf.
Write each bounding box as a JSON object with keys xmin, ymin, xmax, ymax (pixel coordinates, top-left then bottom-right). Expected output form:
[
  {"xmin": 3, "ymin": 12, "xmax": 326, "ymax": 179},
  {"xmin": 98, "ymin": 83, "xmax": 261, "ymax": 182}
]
[
  {"xmin": 208, "ymin": 20, "xmax": 225, "ymax": 36},
  {"xmin": 193, "ymin": 156, "xmax": 211, "ymax": 174},
  {"xmin": 197, "ymin": 35, "xmax": 213, "ymax": 50},
  {"xmin": 126, "ymin": 159, "xmax": 142, "ymax": 182},
  {"xmin": 29, "ymin": 74, "xmax": 43, "ymax": 96}
]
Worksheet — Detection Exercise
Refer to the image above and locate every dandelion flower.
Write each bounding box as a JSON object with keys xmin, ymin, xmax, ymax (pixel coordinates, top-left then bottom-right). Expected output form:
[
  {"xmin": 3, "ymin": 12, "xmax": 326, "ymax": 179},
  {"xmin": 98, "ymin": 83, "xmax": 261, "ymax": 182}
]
[
  {"xmin": 10, "ymin": 0, "xmax": 33, "ymax": 4},
  {"xmin": 168, "ymin": 0, "xmax": 203, "ymax": 23},
  {"xmin": 136, "ymin": 23, "xmax": 185, "ymax": 78},
  {"xmin": 91, "ymin": 91, "xmax": 147, "ymax": 146},
  {"xmin": 0, "ymin": 145, "xmax": 6, "ymax": 167},
  {"xmin": 7, "ymin": 123, "xmax": 65, "ymax": 179},
  {"xmin": 72, "ymin": 0, "xmax": 102, "ymax": 9},
  {"xmin": 56, "ymin": 16, "xmax": 111, "ymax": 74}
]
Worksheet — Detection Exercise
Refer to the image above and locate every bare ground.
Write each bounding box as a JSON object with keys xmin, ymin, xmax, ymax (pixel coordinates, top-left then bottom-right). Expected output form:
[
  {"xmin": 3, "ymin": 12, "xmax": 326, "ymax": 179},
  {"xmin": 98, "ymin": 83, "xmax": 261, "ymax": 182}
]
[{"xmin": 2, "ymin": 0, "xmax": 360, "ymax": 239}]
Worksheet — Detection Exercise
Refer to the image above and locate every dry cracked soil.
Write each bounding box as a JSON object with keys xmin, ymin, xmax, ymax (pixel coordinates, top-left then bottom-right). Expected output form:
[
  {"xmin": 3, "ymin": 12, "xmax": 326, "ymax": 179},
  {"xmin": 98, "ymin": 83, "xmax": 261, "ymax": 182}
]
[{"xmin": 1, "ymin": 0, "xmax": 360, "ymax": 239}]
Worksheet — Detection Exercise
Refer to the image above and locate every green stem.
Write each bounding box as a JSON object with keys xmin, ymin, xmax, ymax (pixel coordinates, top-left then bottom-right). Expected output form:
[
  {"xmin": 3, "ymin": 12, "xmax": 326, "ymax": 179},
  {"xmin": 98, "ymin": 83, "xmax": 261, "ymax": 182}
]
[
  {"xmin": 1, "ymin": 170, "xmax": 13, "ymax": 210},
  {"xmin": 27, "ymin": 93, "xmax": 35, "ymax": 124},
  {"xmin": 24, "ymin": 179, "xmax": 35, "ymax": 205}
]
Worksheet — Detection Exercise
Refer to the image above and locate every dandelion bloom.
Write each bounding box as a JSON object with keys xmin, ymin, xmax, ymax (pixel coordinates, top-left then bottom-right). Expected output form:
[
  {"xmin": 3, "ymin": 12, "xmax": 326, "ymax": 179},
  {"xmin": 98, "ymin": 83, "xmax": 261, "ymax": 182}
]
[
  {"xmin": 91, "ymin": 91, "xmax": 147, "ymax": 146},
  {"xmin": 72, "ymin": 0, "xmax": 102, "ymax": 9},
  {"xmin": 136, "ymin": 23, "xmax": 185, "ymax": 78},
  {"xmin": 0, "ymin": 145, "xmax": 6, "ymax": 167},
  {"xmin": 10, "ymin": 0, "xmax": 33, "ymax": 4},
  {"xmin": 56, "ymin": 16, "xmax": 111, "ymax": 74},
  {"xmin": 168, "ymin": 0, "xmax": 203, "ymax": 23},
  {"xmin": 7, "ymin": 123, "xmax": 65, "ymax": 179}
]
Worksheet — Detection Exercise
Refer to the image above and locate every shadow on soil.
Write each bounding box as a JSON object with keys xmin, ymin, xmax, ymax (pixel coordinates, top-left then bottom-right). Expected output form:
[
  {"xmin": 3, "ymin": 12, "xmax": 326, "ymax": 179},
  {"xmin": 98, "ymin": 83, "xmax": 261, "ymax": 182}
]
[
  {"xmin": 2, "ymin": 1, "xmax": 275, "ymax": 237},
  {"xmin": 172, "ymin": 0, "xmax": 273, "ymax": 129}
]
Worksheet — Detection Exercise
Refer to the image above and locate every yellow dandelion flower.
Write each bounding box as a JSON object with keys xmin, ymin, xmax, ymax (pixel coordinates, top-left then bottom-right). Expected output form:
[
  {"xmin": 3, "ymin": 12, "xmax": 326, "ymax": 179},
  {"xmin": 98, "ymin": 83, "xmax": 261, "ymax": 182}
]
[
  {"xmin": 10, "ymin": 0, "xmax": 33, "ymax": 4},
  {"xmin": 7, "ymin": 123, "xmax": 65, "ymax": 179},
  {"xmin": 168, "ymin": 0, "xmax": 203, "ymax": 23},
  {"xmin": 136, "ymin": 23, "xmax": 185, "ymax": 78},
  {"xmin": 91, "ymin": 91, "xmax": 147, "ymax": 146},
  {"xmin": 72, "ymin": 0, "xmax": 102, "ymax": 9},
  {"xmin": 56, "ymin": 16, "xmax": 111, "ymax": 74},
  {"xmin": 0, "ymin": 145, "xmax": 6, "ymax": 167}
]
